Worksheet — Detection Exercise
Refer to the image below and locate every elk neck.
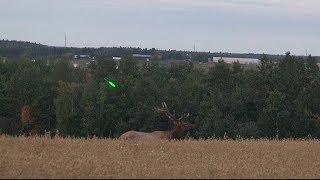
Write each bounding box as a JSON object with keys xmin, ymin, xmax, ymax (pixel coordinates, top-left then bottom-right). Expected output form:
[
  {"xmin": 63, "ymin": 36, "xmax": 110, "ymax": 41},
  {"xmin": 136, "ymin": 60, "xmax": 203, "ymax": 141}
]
[{"xmin": 167, "ymin": 126, "xmax": 188, "ymax": 140}]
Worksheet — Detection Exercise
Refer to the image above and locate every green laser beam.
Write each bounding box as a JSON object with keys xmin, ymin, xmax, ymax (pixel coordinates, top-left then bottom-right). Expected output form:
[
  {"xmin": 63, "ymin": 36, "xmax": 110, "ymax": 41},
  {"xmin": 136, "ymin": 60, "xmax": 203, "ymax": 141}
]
[
  {"xmin": 105, "ymin": 79, "xmax": 116, "ymax": 88},
  {"xmin": 108, "ymin": 81, "xmax": 116, "ymax": 88}
]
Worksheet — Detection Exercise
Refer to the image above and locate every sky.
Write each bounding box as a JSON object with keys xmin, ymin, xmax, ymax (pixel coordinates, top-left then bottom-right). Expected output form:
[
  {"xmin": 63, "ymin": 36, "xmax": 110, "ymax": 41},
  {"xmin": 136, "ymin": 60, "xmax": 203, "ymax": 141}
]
[{"xmin": 1, "ymin": 0, "xmax": 320, "ymax": 56}]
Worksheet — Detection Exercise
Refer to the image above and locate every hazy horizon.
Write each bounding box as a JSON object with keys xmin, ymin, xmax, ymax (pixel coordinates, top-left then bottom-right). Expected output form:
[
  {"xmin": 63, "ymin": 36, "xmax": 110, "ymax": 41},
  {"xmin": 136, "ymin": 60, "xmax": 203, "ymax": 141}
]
[{"xmin": 1, "ymin": 0, "xmax": 320, "ymax": 56}]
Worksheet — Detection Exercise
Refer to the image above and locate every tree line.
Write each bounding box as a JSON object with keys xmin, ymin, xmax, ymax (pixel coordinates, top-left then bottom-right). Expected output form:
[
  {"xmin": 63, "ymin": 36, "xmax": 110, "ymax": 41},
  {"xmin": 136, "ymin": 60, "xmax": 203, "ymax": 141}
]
[
  {"xmin": 2, "ymin": 40, "xmax": 310, "ymax": 62},
  {"xmin": 0, "ymin": 52, "xmax": 320, "ymax": 139}
]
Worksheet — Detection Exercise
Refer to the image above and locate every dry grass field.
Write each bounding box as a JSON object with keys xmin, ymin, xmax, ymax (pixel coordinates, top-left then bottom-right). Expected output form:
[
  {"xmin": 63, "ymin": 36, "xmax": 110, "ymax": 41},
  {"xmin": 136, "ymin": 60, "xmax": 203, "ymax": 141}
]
[{"xmin": 1, "ymin": 135, "xmax": 320, "ymax": 179}]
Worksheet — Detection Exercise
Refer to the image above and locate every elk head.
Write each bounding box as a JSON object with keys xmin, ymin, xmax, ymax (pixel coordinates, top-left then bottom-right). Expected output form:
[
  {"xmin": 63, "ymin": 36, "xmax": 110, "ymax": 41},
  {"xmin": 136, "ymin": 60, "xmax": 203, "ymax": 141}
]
[{"xmin": 155, "ymin": 102, "xmax": 195, "ymax": 139}]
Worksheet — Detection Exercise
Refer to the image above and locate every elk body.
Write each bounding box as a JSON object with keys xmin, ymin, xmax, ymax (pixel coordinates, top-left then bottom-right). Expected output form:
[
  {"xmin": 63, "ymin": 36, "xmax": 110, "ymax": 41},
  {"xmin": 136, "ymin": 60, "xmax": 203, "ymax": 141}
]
[{"xmin": 119, "ymin": 102, "xmax": 195, "ymax": 140}]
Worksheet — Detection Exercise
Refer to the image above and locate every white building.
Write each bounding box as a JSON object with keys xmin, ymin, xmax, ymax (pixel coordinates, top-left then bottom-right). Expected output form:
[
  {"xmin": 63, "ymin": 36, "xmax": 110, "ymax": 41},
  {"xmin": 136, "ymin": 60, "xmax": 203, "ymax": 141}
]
[
  {"xmin": 133, "ymin": 54, "xmax": 152, "ymax": 61},
  {"xmin": 209, "ymin": 57, "xmax": 260, "ymax": 64},
  {"xmin": 113, "ymin": 57, "xmax": 121, "ymax": 61},
  {"xmin": 133, "ymin": 54, "xmax": 152, "ymax": 58},
  {"xmin": 74, "ymin": 55, "xmax": 92, "ymax": 59}
]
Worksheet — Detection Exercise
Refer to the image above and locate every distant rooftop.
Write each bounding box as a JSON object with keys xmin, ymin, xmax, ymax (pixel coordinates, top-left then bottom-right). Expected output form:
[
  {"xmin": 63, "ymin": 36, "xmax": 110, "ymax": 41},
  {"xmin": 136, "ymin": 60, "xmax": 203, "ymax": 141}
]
[
  {"xmin": 210, "ymin": 57, "xmax": 260, "ymax": 64},
  {"xmin": 133, "ymin": 54, "xmax": 152, "ymax": 58},
  {"xmin": 74, "ymin": 55, "xmax": 94, "ymax": 59},
  {"xmin": 113, "ymin": 57, "xmax": 121, "ymax": 61}
]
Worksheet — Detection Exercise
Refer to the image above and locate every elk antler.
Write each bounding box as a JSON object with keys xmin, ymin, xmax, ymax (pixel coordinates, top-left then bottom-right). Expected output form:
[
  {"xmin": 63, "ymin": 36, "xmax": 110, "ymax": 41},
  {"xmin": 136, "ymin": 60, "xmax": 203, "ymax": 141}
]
[
  {"xmin": 155, "ymin": 102, "xmax": 191, "ymax": 122},
  {"xmin": 178, "ymin": 112, "xmax": 190, "ymax": 121},
  {"xmin": 155, "ymin": 102, "xmax": 177, "ymax": 122}
]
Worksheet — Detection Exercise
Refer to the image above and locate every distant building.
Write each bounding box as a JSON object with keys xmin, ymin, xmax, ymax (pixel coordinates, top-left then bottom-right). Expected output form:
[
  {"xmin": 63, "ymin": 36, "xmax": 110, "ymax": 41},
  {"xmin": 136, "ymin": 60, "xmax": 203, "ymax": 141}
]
[
  {"xmin": 133, "ymin": 54, "xmax": 152, "ymax": 61},
  {"xmin": 209, "ymin": 57, "xmax": 260, "ymax": 64},
  {"xmin": 74, "ymin": 55, "xmax": 93, "ymax": 59},
  {"xmin": 113, "ymin": 57, "xmax": 121, "ymax": 61},
  {"xmin": 133, "ymin": 54, "xmax": 152, "ymax": 58}
]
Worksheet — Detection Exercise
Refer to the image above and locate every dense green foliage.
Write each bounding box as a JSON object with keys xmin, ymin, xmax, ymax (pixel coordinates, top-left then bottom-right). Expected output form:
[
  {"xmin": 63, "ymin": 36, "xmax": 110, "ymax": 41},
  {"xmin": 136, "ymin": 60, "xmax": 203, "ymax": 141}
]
[{"xmin": 1, "ymin": 51, "xmax": 320, "ymax": 139}]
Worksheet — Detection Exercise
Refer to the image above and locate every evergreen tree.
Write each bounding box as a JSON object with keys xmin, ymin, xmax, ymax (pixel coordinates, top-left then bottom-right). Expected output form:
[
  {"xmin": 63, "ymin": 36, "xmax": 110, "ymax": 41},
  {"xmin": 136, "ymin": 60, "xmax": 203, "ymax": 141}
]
[
  {"xmin": 54, "ymin": 81, "xmax": 83, "ymax": 137},
  {"xmin": 258, "ymin": 90, "xmax": 291, "ymax": 138}
]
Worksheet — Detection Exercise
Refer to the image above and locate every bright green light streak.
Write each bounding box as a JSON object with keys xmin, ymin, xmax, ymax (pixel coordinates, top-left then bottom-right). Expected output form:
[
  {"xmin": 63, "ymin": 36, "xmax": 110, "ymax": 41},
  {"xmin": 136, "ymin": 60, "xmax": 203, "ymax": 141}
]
[
  {"xmin": 105, "ymin": 79, "xmax": 116, "ymax": 88},
  {"xmin": 108, "ymin": 81, "xmax": 116, "ymax": 88}
]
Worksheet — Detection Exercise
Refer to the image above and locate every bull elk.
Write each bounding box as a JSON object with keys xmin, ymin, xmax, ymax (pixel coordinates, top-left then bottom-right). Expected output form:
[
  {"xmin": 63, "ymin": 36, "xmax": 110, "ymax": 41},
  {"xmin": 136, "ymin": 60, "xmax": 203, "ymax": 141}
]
[{"xmin": 119, "ymin": 102, "xmax": 195, "ymax": 140}]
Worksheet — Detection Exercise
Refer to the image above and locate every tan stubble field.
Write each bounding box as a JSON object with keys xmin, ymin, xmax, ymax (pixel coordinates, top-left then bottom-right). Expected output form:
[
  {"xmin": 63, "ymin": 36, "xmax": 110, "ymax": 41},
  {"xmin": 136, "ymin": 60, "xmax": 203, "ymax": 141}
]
[{"xmin": 1, "ymin": 135, "xmax": 320, "ymax": 179}]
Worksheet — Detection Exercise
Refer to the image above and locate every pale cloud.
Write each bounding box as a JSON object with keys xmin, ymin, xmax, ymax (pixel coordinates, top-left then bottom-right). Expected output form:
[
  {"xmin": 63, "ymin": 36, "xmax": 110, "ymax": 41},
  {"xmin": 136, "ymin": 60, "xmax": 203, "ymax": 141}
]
[
  {"xmin": 80, "ymin": 0, "xmax": 320, "ymax": 17},
  {"xmin": 1, "ymin": 0, "xmax": 319, "ymax": 55},
  {"xmin": 3, "ymin": 0, "xmax": 319, "ymax": 17}
]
